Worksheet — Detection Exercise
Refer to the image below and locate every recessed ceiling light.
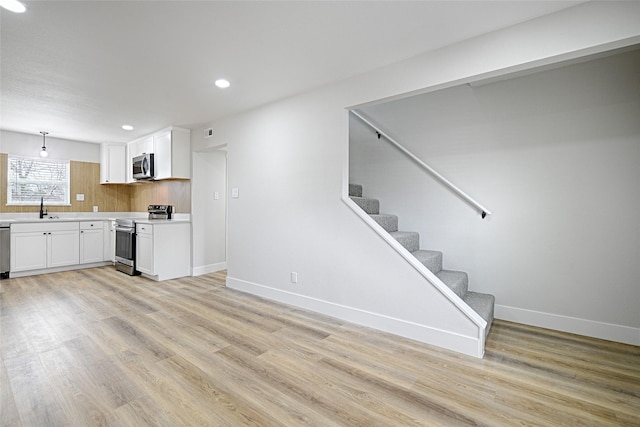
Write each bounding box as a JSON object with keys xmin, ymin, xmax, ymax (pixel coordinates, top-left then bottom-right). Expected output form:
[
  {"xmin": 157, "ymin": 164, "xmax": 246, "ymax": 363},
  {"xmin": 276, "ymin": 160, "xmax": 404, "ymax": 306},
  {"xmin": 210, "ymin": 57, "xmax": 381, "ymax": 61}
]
[
  {"xmin": 0, "ymin": 0, "xmax": 26, "ymax": 13},
  {"xmin": 122, "ymin": 125, "xmax": 134, "ymax": 131},
  {"xmin": 215, "ymin": 79, "xmax": 230, "ymax": 89}
]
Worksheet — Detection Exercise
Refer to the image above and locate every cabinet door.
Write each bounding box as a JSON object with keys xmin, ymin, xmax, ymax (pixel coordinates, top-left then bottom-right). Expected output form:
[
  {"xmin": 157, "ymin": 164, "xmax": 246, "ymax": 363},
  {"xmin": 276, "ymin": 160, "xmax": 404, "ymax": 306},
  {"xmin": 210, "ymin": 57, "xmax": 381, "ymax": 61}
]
[
  {"xmin": 138, "ymin": 136, "xmax": 154, "ymax": 155},
  {"xmin": 11, "ymin": 232, "xmax": 47, "ymax": 272},
  {"xmin": 48, "ymin": 230, "xmax": 80, "ymax": 268},
  {"xmin": 80, "ymin": 229, "xmax": 104, "ymax": 264},
  {"xmin": 136, "ymin": 232, "xmax": 153, "ymax": 274},
  {"xmin": 153, "ymin": 131, "xmax": 172, "ymax": 179},
  {"xmin": 129, "ymin": 135, "xmax": 153, "ymax": 159},
  {"xmin": 104, "ymin": 221, "xmax": 115, "ymax": 262},
  {"xmin": 100, "ymin": 144, "xmax": 126, "ymax": 184},
  {"xmin": 170, "ymin": 128, "xmax": 191, "ymax": 179},
  {"xmin": 107, "ymin": 145, "xmax": 126, "ymax": 183}
]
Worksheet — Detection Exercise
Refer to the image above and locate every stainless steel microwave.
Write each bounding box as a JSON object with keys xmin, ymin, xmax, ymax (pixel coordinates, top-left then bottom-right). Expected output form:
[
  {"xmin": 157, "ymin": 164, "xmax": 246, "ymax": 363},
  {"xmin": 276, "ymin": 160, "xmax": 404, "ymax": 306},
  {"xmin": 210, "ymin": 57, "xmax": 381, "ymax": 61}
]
[{"xmin": 133, "ymin": 153, "xmax": 154, "ymax": 180}]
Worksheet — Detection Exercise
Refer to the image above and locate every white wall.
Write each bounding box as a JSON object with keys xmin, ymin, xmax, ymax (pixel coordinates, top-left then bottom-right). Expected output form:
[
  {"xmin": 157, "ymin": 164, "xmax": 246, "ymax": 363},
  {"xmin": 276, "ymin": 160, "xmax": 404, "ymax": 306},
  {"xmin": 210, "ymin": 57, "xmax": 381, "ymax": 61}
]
[
  {"xmin": 191, "ymin": 149, "xmax": 227, "ymax": 275},
  {"xmin": 351, "ymin": 48, "xmax": 640, "ymax": 344},
  {"xmin": 208, "ymin": 1, "xmax": 640, "ymax": 353},
  {"xmin": 218, "ymin": 91, "xmax": 482, "ymax": 355},
  {"xmin": 190, "ymin": 129, "xmax": 228, "ymax": 275},
  {"xmin": 0, "ymin": 130, "xmax": 100, "ymax": 162}
]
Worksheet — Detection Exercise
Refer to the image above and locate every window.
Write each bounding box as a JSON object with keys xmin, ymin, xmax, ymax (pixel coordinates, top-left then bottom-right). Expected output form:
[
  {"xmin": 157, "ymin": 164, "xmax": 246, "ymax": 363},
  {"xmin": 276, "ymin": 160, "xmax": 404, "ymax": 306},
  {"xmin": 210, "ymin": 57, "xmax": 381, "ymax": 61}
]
[{"xmin": 7, "ymin": 155, "xmax": 70, "ymax": 205}]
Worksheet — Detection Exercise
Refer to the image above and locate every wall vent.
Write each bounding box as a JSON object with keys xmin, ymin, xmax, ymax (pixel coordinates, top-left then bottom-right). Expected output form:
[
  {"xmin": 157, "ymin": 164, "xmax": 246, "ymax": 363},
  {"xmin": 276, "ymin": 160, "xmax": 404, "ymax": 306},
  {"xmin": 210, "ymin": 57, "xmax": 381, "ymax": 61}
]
[{"xmin": 204, "ymin": 128, "xmax": 214, "ymax": 138}]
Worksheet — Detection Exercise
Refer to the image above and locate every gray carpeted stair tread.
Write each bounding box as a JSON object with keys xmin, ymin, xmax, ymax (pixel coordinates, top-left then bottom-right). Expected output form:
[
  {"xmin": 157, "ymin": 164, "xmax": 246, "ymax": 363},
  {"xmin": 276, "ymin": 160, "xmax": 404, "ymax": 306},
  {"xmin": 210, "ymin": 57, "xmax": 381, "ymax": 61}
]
[
  {"xmin": 349, "ymin": 184, "xmax": 363, "ymax": 198},
  {"xmin": 412, "ymin": 250, "xmax": 443, "ymax": 274},
  {"xmin": 390, "ymin": 231, "xmax": 420, "ymax": 252},
  {"xmin": 436, "ymin": 270, "xmax": 468, "ymax": 299},
  {"xmin": 370, "ymin": 214, "xmax": 398, "ymax": 232},
  {"xmin": 351, "ymin": 196, "xmax": 380, "ymax": 214},
  {"xmin": 464, "ymin": 291, "xmax": 495, "ymax": 329}
]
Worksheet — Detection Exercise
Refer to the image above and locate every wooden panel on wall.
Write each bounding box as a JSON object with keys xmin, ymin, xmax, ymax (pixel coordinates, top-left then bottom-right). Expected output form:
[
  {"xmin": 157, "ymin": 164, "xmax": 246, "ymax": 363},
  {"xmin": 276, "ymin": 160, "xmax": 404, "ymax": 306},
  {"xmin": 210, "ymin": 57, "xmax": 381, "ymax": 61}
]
[
  {"xmin": 98, "ymin": 184, "xmax": 133, "ymax": 213},
  {"xmin": 130, "ymin": 180, "xmax": 191, "ymax": 213}
]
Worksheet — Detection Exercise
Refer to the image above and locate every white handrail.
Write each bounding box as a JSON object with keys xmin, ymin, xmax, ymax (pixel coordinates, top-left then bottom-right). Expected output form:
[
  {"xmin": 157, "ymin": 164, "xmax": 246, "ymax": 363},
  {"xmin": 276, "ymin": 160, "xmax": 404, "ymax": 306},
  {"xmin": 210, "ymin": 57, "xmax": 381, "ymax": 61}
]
[{"xmin": 350, "ymin": 110, "xmax": 492, "ymax": 218}]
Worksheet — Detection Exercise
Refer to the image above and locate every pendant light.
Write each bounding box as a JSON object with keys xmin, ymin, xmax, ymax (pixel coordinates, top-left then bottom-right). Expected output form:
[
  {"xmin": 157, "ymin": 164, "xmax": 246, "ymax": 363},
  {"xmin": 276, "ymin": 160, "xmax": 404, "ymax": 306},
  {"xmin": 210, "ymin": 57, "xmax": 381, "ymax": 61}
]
[{"xmin": 40, "ymin": 131, "xmax": 49, "ymax": 158}]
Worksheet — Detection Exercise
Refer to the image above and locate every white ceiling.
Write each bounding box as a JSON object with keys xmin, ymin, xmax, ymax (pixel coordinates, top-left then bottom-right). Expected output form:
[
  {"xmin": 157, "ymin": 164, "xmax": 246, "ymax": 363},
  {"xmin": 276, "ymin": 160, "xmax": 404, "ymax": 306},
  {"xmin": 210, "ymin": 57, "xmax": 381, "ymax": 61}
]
[{"xmin": 1, "ymin": 1, "xmax": 582, "ymax": 145}]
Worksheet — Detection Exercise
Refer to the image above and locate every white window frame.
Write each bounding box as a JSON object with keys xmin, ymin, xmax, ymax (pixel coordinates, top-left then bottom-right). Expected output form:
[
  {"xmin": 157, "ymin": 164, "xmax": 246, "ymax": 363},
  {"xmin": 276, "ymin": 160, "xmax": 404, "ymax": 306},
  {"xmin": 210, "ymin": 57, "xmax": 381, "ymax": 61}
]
[{"xmin": 7, "ymin": 155, "xmax": 71, "ymax": 206}]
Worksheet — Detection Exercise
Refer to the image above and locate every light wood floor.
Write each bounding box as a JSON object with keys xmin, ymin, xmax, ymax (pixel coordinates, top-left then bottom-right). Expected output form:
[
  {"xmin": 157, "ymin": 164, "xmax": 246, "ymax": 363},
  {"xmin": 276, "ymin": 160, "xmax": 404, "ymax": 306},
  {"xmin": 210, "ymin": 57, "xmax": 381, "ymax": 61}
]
[{"xmin": 1, "ymin": 267, "xmax": 638, "ymax": 426}]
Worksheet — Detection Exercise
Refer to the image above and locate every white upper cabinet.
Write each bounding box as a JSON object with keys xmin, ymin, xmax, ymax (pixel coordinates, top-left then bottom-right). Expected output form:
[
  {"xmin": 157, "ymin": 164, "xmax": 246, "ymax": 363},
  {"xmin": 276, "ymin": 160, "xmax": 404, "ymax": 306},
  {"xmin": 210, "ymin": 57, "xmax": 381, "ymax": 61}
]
[
  {"xmin": 100, "ymin": 144, "xmax": 126, "ymax": 184},
  {"xmin": 126, "ymin": 126, "xmax": 190, "ymax": 182},
  {"xmin": 153, "ymin": 127, "xmax": 190, "ymax": 180},
  {"xmin": 130, "ymin": 135, "xmax": 154, "ymax": 158}
]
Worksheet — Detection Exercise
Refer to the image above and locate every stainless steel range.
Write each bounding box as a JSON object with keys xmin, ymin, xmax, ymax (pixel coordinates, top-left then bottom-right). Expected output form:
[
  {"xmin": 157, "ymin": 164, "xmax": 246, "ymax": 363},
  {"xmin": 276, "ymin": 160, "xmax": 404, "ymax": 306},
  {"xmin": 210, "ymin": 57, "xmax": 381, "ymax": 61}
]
[{"xmin": 115, "ymin": 218, "xmax": 139, "ymax": 275}]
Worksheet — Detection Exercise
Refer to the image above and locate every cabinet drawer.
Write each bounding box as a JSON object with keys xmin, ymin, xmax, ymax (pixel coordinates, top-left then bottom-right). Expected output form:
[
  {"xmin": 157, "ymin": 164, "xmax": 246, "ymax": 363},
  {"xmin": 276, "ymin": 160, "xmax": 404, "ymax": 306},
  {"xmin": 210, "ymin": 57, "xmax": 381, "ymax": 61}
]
[
  {"xmin": 80, "ymin": 221, "xmax": 102, "ymax": 230},
  {"xmin": 136, "ymin": 223, "xmax": 153, "ymax": 235},
  {"xmin": 12, "ymin": 221, "xmax": 79, "ymax": 233}
]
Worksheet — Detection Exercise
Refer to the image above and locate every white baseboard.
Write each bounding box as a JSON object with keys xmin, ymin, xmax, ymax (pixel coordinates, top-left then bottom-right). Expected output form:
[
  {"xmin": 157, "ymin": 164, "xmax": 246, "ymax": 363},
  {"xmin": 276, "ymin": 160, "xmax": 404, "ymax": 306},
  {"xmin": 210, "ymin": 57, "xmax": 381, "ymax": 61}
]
[
  {"xmin": 495, "ymin": 305, "xmax": 640, "ymax": 346},
  {"xmin": 192, "ymin": 262, "xmax": 227, "ymax": 276},
  {"xmin": 227, "ymin": 276, "xmax": 484, "ymax": 358}
]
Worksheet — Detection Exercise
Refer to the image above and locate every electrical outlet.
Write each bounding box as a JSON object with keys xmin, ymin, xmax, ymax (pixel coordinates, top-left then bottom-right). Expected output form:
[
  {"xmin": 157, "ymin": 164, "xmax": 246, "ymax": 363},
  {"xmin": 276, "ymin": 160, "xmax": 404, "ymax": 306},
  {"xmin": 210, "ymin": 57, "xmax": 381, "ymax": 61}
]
[
  {"xmin": 93, "ymin": 206, "xmax": 98, "ymax": 212},
  {"xmin": 214, "ymin": 192, "xmax": 219, "ymax": 200},
  {"xmin": 290, "ymin": 272, "xmax": 298, "ymax": 284}
]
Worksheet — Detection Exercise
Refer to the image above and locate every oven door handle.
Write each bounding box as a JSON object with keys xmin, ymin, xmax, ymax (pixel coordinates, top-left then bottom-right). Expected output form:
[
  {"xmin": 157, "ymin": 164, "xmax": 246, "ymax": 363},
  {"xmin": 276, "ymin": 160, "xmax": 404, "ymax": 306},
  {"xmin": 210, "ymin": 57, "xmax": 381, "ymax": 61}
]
[{"xmin": 115, "ymin": 226, "xmax": 135, "ymax": 233}]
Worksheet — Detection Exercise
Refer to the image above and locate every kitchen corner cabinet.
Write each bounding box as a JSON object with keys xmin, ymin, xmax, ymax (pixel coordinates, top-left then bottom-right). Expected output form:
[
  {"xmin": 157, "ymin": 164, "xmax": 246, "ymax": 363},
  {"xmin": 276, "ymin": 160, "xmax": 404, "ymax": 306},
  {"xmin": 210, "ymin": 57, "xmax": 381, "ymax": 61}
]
[
  {"xmin": 135, "ymin": 221, "xmax": 190, "ymax": 281},
  {"xmin": 79, "ymin": 221, "xmax": 104, "ymax": 264},
  {"xmin": 100, "ymin": 143, "xmax": 126, "ymax": 184},
  {"xmin": 11, "ymin": 222, "xmax": 80, "ymax": 272},
  {"xmin": 153, "ymin": 127, "xmax": 190, "ymax": 180}
]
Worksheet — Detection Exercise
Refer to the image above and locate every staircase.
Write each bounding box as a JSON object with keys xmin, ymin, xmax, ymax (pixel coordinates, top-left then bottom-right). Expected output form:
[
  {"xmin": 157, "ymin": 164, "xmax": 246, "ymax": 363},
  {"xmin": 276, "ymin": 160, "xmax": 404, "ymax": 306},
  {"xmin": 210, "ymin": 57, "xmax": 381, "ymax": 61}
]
[{"xmin": 349, "ymin": 184, "xmax": 495, "ymax": 335}]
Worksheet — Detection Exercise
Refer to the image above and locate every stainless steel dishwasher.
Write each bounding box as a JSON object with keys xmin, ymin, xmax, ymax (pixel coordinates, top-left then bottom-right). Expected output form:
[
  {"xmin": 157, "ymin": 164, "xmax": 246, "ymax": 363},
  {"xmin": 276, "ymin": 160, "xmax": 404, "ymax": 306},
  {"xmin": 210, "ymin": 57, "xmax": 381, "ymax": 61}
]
[{"xmin": 0, "ymin": 222, "xmax": 9, "ymax": 279}]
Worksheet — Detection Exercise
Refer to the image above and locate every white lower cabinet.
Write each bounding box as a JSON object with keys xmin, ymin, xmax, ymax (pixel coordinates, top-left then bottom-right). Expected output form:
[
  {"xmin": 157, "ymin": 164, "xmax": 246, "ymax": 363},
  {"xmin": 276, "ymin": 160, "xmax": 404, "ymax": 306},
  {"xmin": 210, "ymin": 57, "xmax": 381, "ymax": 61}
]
[
  {"xmin": 135, "ymin": 223, "xmax": 154, "ymax": 274},
  {"xmin": 136, "ymin": 221, "xmax": 190, "ymax": 281},
  {"xmin": 11, "ymin": 222, "xmax": 80, "ymax": 272},
  {"xmin": 48, "ymin": 229, "xmax": 81, "ymax": 268},
  {"xmin": 104, "ymin": 220, "xmax": 116, "ymax": 262},
  {"xmin": 79, "ymin": 221, "xmax": 104, "ymax": 264},
  {"xmin": 11, "ymin": 231, "xmax": 47, "ymax": 271}
]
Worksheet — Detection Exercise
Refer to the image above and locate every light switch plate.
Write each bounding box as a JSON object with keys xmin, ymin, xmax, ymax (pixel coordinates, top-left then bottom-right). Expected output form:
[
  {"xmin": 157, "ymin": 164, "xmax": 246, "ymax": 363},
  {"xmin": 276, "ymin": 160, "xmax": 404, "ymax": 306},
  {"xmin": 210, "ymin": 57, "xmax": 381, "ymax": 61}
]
[
  {"xmin": 231, "ymin": 188, "xmax": 239, "ymax": 199},
  {"xmin": 76, "ymin": 194, "xmax": 84, "ymax": 201}
]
